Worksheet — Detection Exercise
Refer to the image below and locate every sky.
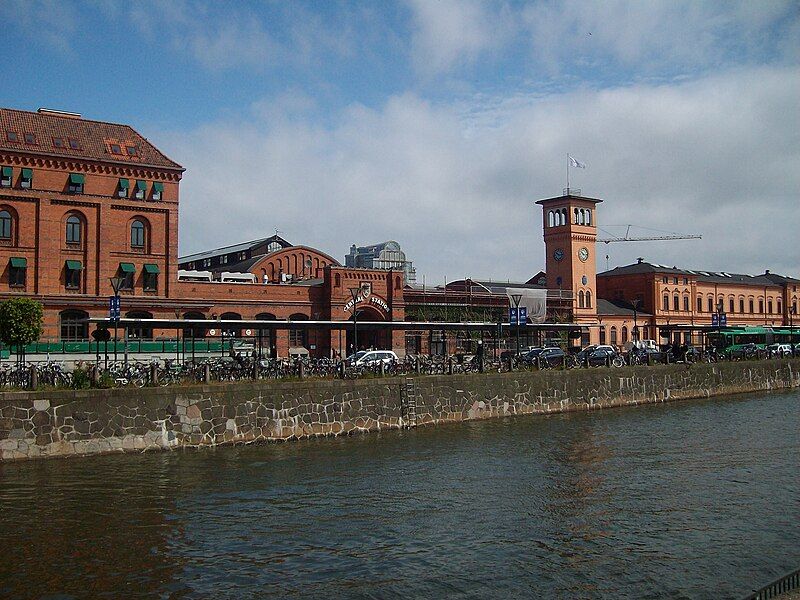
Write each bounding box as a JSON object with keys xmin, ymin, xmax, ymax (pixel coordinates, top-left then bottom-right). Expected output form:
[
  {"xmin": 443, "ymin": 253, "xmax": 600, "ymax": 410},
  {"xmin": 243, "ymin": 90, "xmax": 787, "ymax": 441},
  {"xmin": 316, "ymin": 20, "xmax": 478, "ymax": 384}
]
[{"xmin": 2, "ymin": 0, "xmax": 799, "ymax": 282}]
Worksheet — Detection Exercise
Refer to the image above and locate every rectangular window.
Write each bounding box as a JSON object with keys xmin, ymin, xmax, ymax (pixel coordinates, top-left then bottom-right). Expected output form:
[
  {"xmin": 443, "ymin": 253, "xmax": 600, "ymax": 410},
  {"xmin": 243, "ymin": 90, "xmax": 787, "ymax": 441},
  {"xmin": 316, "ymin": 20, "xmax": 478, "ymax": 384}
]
[
  {"xmin": 134, "ymin": 180, "xmax": 146, "ymax": 199},
  {"xmin": 20, "ymin": 168, "xmax": 32, "ymax": 189},
  {"xmin": 683, "ymin": 296, "xmax": 689, "ymax": 311},
  {"xmin": 7, "ymin": 132, "xmax": 18, "ymax": 142},
  {"xmin": 740, "ymin": 298, "xmax": 745, "ymax": 313},
  {"xmin": 749, "ymin": 299, "xmax": 754, "ymax": 313},
  {"xmin": 0, "ymin": 166, "xmax": 11, "ymax": 187},
  {"xmin": 65, "ymin": 260, "xmax": 82, "ymax": 290},
  {"xmin": 683, "ymin": 277, "xmax": 688, "ymax": 285},
  {"xmin": 708, "ymin": 298, "xmax": 713, "ymax": 312},
  {"xmin": 220, "ymin": 255, "xmax": 228, "ymax": 264},
  {"xmin": 730, "ymin": 299, "xmax": 735, "ymax": 313},
  {"xmin": 759, "ymin": 300, "xmax": 764, "ymax": 313},
  {"xmin": 143, "ymin": 263, "xmax": 159, "ymax": 291},
  {"xmin": 768, "ymin": 300, "xmax": 773, "ymax": 314},
  {"xmin": 697, "ymin": 297, "xmax": 702, "ymax": 312},
  {"xmin": 152, "ymin": 181, "xmax": 163, "ymax": 201},
  {"xmin": 68, "ymin": 138, "xmax": 80, "ymax": 150},
  {"xmin": 9, "ymin": 257, "xmax": 26, "ymax": 287},
  {"xmin": 118, "ymin": 178, "xmax": 129, "ymax": 198},
  {"xmin": 119, "ymin": 263, "xmax": 136, "ymax": 290},
  {"xmin": 673, "ymin": 277, "xmax": 678, "ymax": 284},
  {"xmin": 110, "ymin": 143, "xmax": 122, "ymax": 155},
  {"xmin": 24, "ymin": 133, "xmax": 36, "ymax": 144},
  {"xmin": 289, "ymin": 328, "xmax": 306, "ymax": 347},
  {"xmin": 53, "ymin": 137, "xmax": 64, "ymax": 148},
  {"xmin": 68, "ymin": 173, "xmax": 84, "ymax": 194},
  {"xmin": 126, "ymin": 145, "xmax": 138, "ymax": 156},
  {"xmin": 662, "ymin": 276, "xmax": 668, "ymax": 284},
  {"xmin": 202, "ymin": 258, "xmax": 211, "ymax": 268}
]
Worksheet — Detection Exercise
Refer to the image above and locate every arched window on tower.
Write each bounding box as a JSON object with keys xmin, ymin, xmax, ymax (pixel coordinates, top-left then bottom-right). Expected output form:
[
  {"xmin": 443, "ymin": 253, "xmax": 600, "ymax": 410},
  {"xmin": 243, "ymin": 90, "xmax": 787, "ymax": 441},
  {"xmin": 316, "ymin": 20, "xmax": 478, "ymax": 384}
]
[
  {"xmin": 560, "ymin": 208, "xmax": 567, "ymax": 225},
  {"xmin": 578, "ymin": 290, "xmax": 585, "ymax": 308},
  {"xmin": 585, "ymin": 290, "xmax": 592, "ymax": 308},
  {"xmin": 574, "ymin": 208, "xmax": 579, "ymax": 224},
  {"xmin": 586, "ymin": 210, "xmax": 591, "ymax": 226}
]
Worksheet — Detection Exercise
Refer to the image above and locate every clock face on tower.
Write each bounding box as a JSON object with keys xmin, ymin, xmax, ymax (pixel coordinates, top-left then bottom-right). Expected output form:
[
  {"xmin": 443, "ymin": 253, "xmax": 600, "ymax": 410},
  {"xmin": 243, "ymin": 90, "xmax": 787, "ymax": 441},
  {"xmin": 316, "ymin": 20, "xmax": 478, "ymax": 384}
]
[
  {"xmin": 553, "ymin": 248, "xmax": 564, "ymax": 262},
  {"xmin": 578, "ymin": 247, "xmax": 589, "ymax": 262}
]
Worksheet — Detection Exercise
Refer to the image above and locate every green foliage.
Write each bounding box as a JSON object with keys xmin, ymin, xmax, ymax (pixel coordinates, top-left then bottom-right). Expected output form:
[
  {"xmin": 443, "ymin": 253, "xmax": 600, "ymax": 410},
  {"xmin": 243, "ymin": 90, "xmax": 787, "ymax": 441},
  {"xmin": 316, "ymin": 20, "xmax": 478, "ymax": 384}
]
[
  {"xmin": 0, "ymin": 298, "xmax": 43, "ymax": 351},
  {"xmin": 71, "ymin": 367, "xmax": 92, "ymax": 390}
]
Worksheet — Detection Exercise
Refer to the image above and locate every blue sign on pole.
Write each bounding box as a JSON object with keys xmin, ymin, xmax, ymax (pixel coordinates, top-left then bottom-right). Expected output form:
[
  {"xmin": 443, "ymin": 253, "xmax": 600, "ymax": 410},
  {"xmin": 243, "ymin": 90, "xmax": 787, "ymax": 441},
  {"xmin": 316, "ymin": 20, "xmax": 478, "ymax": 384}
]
[
  {"xmin": 720, "ymin": 314, "xmax": 727, "ymax": 327},
  {"xmin": 711, "ymin": 313, "xmax": 718, "ymax": 326},
  {"xmin": 109, "ymin": 296, "xmax": 120, "ymax": 320},
  {"xmin": 509, "ymin": 308, "xmax": 518, "ymax": 325},
  {"xmin": 712, "ymin": 313, "xmax": 727, "ymax": 327},
  {"xmin": 519, "ymin": 307, "xmax": 527, "ymax": 324}
]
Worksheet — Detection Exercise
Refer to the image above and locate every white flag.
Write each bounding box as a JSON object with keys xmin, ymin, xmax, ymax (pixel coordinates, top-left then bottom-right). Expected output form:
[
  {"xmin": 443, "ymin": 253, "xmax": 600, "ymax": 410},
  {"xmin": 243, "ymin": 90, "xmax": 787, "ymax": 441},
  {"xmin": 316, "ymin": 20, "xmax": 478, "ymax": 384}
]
[{"xmin": 569, "ymin": 155, "xmax": 586, "ymax": 169}]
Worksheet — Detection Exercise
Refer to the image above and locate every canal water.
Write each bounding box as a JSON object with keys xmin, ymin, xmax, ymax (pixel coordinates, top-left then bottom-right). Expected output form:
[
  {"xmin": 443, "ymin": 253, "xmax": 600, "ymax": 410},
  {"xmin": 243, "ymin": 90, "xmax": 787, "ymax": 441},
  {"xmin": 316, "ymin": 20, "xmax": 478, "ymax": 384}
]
[{"xmin": 1, "ymin": 390, "xmax": 799, "ymax": 599}]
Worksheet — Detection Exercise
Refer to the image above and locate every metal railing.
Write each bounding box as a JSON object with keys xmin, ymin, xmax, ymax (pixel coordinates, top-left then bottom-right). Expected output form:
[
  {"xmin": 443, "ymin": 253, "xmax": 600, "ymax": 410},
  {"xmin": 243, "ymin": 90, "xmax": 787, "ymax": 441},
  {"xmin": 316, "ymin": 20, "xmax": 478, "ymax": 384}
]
[{"xmin": 742, "ymin": 566, "xmax": 800, "ymax": 600}]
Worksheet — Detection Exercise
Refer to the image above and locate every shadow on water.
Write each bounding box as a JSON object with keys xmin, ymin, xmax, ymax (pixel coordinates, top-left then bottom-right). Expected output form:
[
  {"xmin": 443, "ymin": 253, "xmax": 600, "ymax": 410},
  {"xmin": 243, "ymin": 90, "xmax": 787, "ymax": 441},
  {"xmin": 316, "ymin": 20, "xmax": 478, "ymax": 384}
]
[{"xmin": 1, "ymin": 389, "xmax": 799, "ymax": 599}]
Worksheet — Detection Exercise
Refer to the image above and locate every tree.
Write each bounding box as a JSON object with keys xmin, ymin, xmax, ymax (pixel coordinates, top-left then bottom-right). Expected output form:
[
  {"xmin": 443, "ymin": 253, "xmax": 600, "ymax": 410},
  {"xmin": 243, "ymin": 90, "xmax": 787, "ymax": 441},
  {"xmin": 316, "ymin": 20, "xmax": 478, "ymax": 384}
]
[{"xmin": 0, "ymin": 298, "xmax": 44, "ymax": 363}]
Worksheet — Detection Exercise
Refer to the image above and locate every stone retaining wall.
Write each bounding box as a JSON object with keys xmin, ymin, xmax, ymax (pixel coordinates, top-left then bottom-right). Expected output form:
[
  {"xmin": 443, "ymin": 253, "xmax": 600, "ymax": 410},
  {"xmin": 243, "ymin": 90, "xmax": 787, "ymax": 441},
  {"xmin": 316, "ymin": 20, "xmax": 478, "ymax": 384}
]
[{"xmin": 1, "ymin": 360, "xmax": 798, "ymax": 461}]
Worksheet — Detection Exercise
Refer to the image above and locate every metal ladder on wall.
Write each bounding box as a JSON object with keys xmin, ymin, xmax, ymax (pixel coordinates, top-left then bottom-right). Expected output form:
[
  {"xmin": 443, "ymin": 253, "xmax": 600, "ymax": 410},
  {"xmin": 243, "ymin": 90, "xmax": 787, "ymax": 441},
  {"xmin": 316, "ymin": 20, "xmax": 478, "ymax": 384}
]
[{"xmin": 402, "ymin": 377, "xmax": 418, "ymax": 428}]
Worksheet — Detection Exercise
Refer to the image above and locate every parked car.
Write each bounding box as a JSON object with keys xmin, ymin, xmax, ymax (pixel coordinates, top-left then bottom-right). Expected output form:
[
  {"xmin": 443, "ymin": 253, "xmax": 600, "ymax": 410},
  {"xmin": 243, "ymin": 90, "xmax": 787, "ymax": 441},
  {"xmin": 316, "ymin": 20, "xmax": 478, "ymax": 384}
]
[
  {"xmin": 766, "ymin": 343, "xmax": 793, "ymax": 357},
  {"xmin": 575, "ymin": 344, "xmax": 616, "ymax": 365},
  {"xmin": 525, "ymin": 347, "xmax": 568, "ymax": 368},
  {"xmin": 586, "ymin": 347, "xmax": 625, "ymax": 367},
  {"xmin": 346, "ymin": 350, "xmax": 399, "ymax": 367}
]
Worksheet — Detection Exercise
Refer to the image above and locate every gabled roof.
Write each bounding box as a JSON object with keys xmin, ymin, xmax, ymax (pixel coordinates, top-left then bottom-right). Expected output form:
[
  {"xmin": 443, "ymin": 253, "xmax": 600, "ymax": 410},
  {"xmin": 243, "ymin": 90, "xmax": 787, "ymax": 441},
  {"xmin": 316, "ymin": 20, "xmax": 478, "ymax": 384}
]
[
  {"xmin": 0, "ymin": 107, "xmax": 183, "ymax": 170},
  {"xmin": 179, "ymin": 234, "xmax": 292, "ymax": 264},
  {"xmin": 598, "ymin": 260, "xmax": 798, "ymax": 287}
]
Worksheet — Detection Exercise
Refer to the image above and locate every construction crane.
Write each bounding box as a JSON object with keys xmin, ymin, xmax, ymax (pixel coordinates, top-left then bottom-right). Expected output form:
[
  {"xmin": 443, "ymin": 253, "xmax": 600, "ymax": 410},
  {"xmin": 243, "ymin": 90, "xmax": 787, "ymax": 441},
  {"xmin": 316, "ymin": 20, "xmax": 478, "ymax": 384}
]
[{"xmin": 597, "ymin": 225, "xmax": 702, "ymax": 244}]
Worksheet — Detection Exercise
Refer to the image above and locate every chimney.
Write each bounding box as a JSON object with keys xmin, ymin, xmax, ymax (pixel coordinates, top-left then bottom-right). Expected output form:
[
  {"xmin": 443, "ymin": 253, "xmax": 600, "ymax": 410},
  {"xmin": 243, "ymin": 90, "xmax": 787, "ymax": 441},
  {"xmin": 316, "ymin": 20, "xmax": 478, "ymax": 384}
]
[
  {"xmin": 765, "ymin": 269, "xmax": 770, "ymax": 275},
  {"xmin": 37, "ymin": 108, "xmax": 81, "ymax": 119},
  {"xmin": 637, "ymin": 257, "xmax": 644, "ymax": 264}
]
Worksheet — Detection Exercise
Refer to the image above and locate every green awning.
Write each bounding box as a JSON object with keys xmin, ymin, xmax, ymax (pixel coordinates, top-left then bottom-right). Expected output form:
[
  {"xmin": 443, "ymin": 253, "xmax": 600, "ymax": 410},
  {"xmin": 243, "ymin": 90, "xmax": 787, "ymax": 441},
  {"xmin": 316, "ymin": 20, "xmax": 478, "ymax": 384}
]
[
  {"xmin": 21, "ymin": 168, "xmax": 32, "ymax": 179},
  {"xmin": 152, "ymin": 182, "xmax": 164, "ymax": 192},
  {"xmin": 1, "ymin": 166, "xmax": 11, "ymax": 177},
  {"xmin": 69, "ymin": 173, "xmax": 84, "ymax": 184},
  {"xmin": 10, "ymin": 257, "xmax": 26, "ymax": 268},
  {"xmin": 118, "ymin": 178, "xmax": 129, "ymax": 189},
  {"xmin": 143, "ymin": 263, "xmax": 160, "ymax": 274},
  {"xmin": 135, "ymin": 180, "xmax": 147, "ymax": 191},
  {"xmin": 65, "ymin": 260, "xmax": 82, "ymax": 270},
  {"xmin": 119, "ymin": 262, "xmax": 135, "ymax": 273}
]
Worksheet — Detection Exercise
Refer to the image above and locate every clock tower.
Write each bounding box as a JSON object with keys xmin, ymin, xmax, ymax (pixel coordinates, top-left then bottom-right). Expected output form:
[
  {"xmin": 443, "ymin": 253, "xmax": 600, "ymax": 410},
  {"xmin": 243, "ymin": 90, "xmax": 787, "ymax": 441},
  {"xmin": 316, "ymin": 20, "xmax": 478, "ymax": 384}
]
[{"xmin": 536, "ymin": 192, "xmax": 602, "ymax": 321}]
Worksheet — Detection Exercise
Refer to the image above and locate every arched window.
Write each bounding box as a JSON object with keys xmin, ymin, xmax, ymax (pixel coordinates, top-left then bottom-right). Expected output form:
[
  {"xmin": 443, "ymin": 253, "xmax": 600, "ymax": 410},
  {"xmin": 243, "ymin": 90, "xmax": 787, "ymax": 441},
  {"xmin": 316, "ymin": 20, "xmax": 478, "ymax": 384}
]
[
  {"xmin": 578, "ymin": 290, "xmax": 585, "ymax": 308},
  {"xmin": 127, "ymin": 310, "xmax": 153, "ymax": 340},
  {"xmin": 599, "ymin": 326, "xmax": 606, "ymax": 344},
  {"xmin": 0, "ymin": 210, "xmax": 12, "ymax": 240},
  {"xmin": 610, "ymin": 327, "xmax": 618, "ymax": 345},
  {"xmin": 560, "ymin": 208, "xmax": 567, "ymax": 225},
  {"xmin": 729, "ymin": 298, "xmax": 735, "ymax": 313},
  {"xmin": 335, "ymin": 273, "xmax": 341, "ymax": 287},
  {"xmin": 622, "ymin": 326, "xmax": 628, "ymax": 344},
  {"xmin": 758, "ymin": 299, "xmax": 764, "ymax": 313},
  {"xmin": 395, "ymin": 276, "xmax": 401, "ymax": 290},
  {"xmin": 585, "ymin": 290, "xmax": 592, "ymax": 308},
  {"xmin": 586, "ymin": 210, "xmax": 592, "ymax": 226},
  {"xmin": 767, "ymin": 300, "xmax": 773, "ymax": 314},
  {"xmin": 697, "ymin": 297, "xmax": 703, "ymax": 312},
  {"xmin": 777, "ymin": 300, "xmax": 782, "ymax": 314},
  {"xmin": 130, "ymin": 219, "xmax": 145, "ymax": 248},
  {"xmin": 183, "ymin": 311, "xmax": 207, "ymax": 338},
  {"xmin": 683, "ymin": 296, "xmax": 689, "ymax": 311},
  {"xmin": 749, "ymin": 298, "xmax": 754, "ymax": 313},
  {"xmin": 739, "ymin": 297, "xmax": 745, "ymax": 313},
  {"xmin": 65, "ymin": 215, "xmax": 82, "ymax": 244},
  {"xmin": 673, "ymin": 295, "xmax": 679, "ymax": 311},
  {"xmin": 663, "ymin": 295, "xmax": 669, "ymax": 311},
  {"xmin": 60, "ymin": 309, "xmax": 88, "ymax": 341},
  {"xmin": 574, "ymin": 208, "xmax": 579, "ymax": 224},
  {"xmin": 548, "ymin": 211, "xmax": 554, "ymax": 228},
  {"xmin": 708, "ymin": 297, "xmax": 714, "ymax": 313}
]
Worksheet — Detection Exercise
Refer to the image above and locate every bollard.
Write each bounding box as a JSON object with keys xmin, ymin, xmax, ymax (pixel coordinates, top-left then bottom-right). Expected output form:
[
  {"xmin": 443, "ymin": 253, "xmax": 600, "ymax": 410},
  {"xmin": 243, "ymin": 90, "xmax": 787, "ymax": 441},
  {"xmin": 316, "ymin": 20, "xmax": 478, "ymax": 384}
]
[
  {"xmin": 90, "ymin": 365, "xmax": 99, "ymax": 386},
  {"xmin": 448, "ymin": 357, "xmax": 454, "ymax": 375},
  {"xmin": 150, "ymin": 362, "xmax": 158, "ymax": 386},
  {"xmin": 508, "ymin": 356, "xmax": 514, "ymax": 372},
  {"xmin": 606, "ymin": 356, "xmax": 611, "ymax": 368},
  {"xmin": 415, "ymin": 357, "xmax": 421, "ymax": 374},
  {"xmin": 204, "ymin": 363, "xmax": 211, "ymax": 384},
  {"xmin": 252, "ymin": 360, "xmax": 259, "ymax": 380},
  {"xmin": 298, "ymin": 360, "xmax": 305, "ymax": 380},
  {"xmin": 479, "ymin": 356, "xmax": 485, "ymax": 373},
  {"xmin": 647, "ymin": 352, "xmax": 653, "ymax": 366},
  {"xmin": 536, "ymin": 356, "xmax": 542, "ymax": 370},
  {"xmin": 29, "ymin": 365, "xmax": 38, "ymax": 390},
  {"xmin": 380, "ymin": 361, "xmax": 386, "ymax": 377}
]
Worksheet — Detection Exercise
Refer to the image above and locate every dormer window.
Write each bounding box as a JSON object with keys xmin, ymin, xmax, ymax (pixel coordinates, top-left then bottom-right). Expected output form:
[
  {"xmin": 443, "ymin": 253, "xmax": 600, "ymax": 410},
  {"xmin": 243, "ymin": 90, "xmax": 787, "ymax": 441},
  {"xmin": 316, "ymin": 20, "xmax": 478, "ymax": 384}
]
[
  {"xmin": 7, "ymin": 132, "xmax": 18, "ymax": 142},
  {"xmin": 110, "ymin": 143, "xmax": 122, "ymax": 155},
  {"xmin": 151, "ymin": 182, "xmax": 163, "ymax": 201},
  {"xmin": 126, "ymin": 145, "xmax": 138, "ymax": 156},
  {"xmin": 53, "ymin": 137, "xmax": 64, "ymax": 148},
  {"xmin": 68, "ymin": 139, "xmax": 80, "ymax": 150},
  {"xmin": 24, "ymin": 133, "xmax": 36, "ymax": 144}
]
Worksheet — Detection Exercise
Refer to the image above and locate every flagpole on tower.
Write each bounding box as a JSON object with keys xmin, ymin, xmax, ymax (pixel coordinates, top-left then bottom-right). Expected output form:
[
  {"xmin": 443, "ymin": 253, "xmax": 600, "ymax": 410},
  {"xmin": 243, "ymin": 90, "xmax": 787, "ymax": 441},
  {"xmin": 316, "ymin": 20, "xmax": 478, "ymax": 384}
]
[{"xmin": 566, "ymin": 153, "xmax": 570, "ymax": 194}]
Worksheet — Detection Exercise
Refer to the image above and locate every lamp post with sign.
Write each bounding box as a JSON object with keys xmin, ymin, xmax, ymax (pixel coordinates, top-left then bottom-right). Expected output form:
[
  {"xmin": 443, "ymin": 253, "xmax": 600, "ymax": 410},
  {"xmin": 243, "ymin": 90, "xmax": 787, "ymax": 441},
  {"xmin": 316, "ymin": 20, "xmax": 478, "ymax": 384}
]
[
  {"xmin": 631, "ymin": 298, "xmax": 642, "ymax": 343},
  {"xmin": 109, "ymin": 276, "xmax": 124, "ymax": 362},
  {"xmin": 349, "ymin": 287, "xmax": 360, "ymax": 357},
  {"xmin": 509, "ymin": 293, "xmax": 524, "ymax": 365},
  {"xmin": 790, "ymin": 305, "xmax": 796, "ymax": 358},
  {"xmin": 712, "ymin": 300, "xmax": 726, "ymax": 352}
]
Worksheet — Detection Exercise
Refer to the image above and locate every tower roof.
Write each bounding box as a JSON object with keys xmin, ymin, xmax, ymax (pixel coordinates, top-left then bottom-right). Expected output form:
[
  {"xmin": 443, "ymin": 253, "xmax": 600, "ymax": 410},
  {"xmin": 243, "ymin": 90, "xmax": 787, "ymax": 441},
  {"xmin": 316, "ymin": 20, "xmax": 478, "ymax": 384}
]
[{"xmin": 535, "ymin": 193, "xmax": 603, "ymax": 205}]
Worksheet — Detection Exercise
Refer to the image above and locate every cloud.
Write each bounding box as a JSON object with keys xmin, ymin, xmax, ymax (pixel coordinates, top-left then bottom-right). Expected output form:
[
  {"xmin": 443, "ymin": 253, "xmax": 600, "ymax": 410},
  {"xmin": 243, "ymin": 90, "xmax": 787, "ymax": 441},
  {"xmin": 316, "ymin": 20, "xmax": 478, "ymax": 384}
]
[
  {"xmin": 406, "ymin": 0, "xmax": 514, "ymax": 76},
  {"xmin": 156, "ymin": 65, "xmax": 800, "ymax": 283},
  {"xmin": 4, "ymin": 0, "xmax": 77, "ymax": 55}
]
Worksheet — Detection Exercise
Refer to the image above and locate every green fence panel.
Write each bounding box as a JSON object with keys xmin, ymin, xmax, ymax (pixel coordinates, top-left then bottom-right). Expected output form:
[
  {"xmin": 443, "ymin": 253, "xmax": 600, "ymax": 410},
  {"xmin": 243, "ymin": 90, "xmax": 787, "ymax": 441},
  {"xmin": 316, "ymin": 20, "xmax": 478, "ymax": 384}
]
[
  {"xmin": 0, "ymin": 349, "xmax": 9, "ymax": 359},
  {"xmin": 63, "ymin": 342, "xmax": 90, "ymax": 353},
  {"xmin": 162, "ymin": 341, "xmax": 178, "ymax": 352}
]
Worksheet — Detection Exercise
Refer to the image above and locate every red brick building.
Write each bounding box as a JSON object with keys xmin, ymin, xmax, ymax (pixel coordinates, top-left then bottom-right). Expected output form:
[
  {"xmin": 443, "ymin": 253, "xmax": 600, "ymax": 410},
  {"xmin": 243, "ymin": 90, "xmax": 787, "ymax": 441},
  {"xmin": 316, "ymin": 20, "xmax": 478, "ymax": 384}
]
[{"xmin": 0, "ymin": 107, "xmax": 405, "ymax": 358}]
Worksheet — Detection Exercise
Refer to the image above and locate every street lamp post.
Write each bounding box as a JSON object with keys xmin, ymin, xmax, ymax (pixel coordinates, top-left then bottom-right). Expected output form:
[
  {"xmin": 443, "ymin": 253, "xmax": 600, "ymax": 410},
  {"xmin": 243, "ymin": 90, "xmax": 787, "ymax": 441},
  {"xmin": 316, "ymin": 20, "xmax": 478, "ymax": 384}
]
[
  {"xmin": 349, "ymin": 286, "xmax": 361, "ymax": 357},
  {"xmin": 790, "ymin": 305, "xmax": 796, "ymax": 358},
  {"xmin": 109, "ymin": 276, "xmax": 124, "ymax": 362},
  {"xmin": 510, "ymin": 293, "xmax": 522, "ymax": 364},
  {"xmin": 631, "ymin": 298, "xmax": 642, "ymax": 343},
  {"xmin": 716, "ymin": 300, "xmax": 725, "ymax": 354}
]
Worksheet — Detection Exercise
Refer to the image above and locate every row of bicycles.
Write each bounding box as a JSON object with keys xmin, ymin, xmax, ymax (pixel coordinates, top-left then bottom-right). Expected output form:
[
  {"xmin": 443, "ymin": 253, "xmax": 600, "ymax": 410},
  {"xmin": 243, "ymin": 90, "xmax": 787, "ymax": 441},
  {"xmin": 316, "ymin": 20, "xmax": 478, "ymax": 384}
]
[{"xmin": 0, "ymin": 345, "xmax": 796, "ymax": 390}]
